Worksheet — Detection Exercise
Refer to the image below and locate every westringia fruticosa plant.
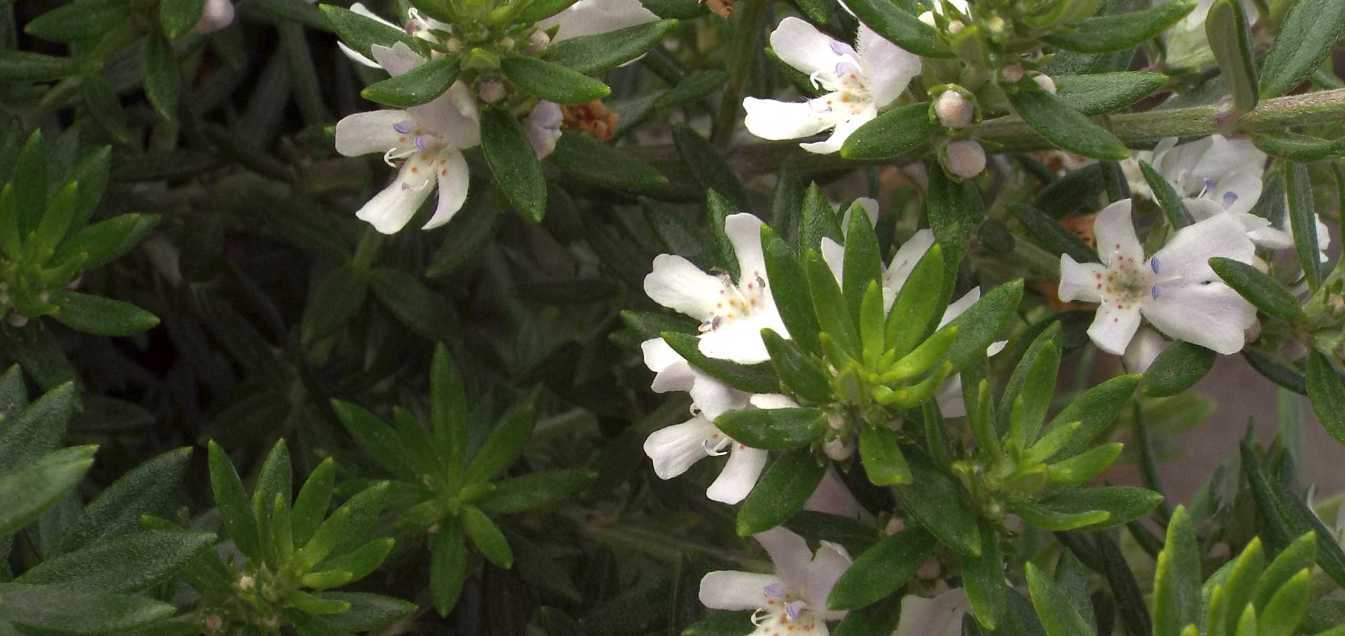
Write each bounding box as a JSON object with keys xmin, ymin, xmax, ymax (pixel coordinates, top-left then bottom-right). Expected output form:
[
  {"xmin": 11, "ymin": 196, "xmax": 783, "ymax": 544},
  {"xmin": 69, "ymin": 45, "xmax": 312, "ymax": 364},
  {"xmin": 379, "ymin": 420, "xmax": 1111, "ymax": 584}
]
[{"xmin": 2, "ymin": 0, "xmax": 1345, "ymax": 633}]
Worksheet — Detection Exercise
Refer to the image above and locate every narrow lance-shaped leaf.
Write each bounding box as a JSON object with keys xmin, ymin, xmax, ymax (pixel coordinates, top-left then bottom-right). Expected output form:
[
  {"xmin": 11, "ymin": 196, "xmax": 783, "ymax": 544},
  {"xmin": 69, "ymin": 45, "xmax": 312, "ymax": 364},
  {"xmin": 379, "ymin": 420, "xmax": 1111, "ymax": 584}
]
[
  {"xmin": 1153, "ymin": 506, "xmax": 1201, "ymax": 636},
  {"xmin": 1205, "ymin": 0, "xmax": 1258, "ymax": 113},
  {"xmin": 736, "ymin": 448, "xmax": 826, "ymax": 536},
  {"xmin": 361, "ymin": 58, "xmax": 460, "ymax": 108},
  {"xmin": 1008, "ymin": 86, "xmax": 1129, "ymax": 161},
  {"xmin": 543, "ymin": 20, "xmax": 679, "ymax": 74},
  {"xmin": 714, "ymin": 408, "xmax": 828, "ymax": 450},
  {"xmin": 1043, "ymin": 1, "xmax": 1197, "ymax": 53},
  {"xmin": 481, "ymin": 108, "xmax": 547, "ymax": 222},
  {"xmin": 1258, "ymin": 0, "xmax": 1345, "ymax": 98},
  {"xmin": 1285, "ymin": 162, "xmax": 1320, "ymax": 289},
  {"xmin": 1209, "ymin": 257, "xmax": 1304, "ymax": 322},
  {"xmin": 842, "ymin": 0, "xmax": 951, "ymax": 57},
  {"xmin": 827, "ymin": 529, "xmax": 936, "ymax": 611},
  {"xmin": 501, "ymin": 56, "xmax": 611, "ymax": 104},
  {"xmin": 1306, "ymin": 352, "xmax": 1345, "ymax": 448}
]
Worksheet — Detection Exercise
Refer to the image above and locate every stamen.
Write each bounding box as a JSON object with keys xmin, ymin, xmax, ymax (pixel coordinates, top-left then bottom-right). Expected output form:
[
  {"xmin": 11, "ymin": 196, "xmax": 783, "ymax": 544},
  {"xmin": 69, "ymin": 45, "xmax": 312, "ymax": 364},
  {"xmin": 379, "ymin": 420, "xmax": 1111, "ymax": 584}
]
[
  {"xmin": 763, "ymin": 582, "xmax": 786, "ymax": 598},
  {"xmin": 786, "ymin": 601, "xmax": 806, "ymax": 621},
  {"xmin": 393, "ymin": 121, "xmax": 412, "ymax": 134},
  {"xmin": 1222, "ymin": 191, "xmax": 1239, "ymax": 208},
  {"xmin": 1150, "ymin": 257, "xmax": 1160, "ymax": 274},
  {"xmin": 415, "ymin": 135, "xmax": 429, "ymax": 151}
]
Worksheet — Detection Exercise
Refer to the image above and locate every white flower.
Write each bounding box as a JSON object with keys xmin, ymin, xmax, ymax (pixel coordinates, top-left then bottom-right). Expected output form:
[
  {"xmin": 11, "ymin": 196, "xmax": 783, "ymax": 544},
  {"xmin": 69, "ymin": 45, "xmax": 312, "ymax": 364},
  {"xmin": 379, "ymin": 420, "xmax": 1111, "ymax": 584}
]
[
  {"xmin": 917, "ymin": 0, "xmax": 971, "ymax": 25},
  {"xmin": 743, "ymin": 17, "xmax": 921, "ymax": 154},
  {"xmin": 643, "ymin": 213, "xmax": 788, "ymax": 365},
  {"xmin": 894, "ymin": 589, "xmax": 970, "ymax": 636},
  {"xmin": 1122, "ymin": 326, "xmax": 1169, "ymax": 373},
  {"xmin": 1032, "ymin": 73, "xmax": 1057, "ymax": 95},
  {"xmin": 943, "ymin": 140, "xmax": 986, "ymax": 179},
  {"xmin": 337, "ymin": 4, "xmax": 448, "ymax": 69},
  {"xmin": 699, "ymin": 527, "xmax": 852, "ymax": 634},
  {"xmin": 334, "ymin": 44, "xmax": 481, "ymax": 234},
  {"xmin": 525, "ymin": 101, "xmax": 564, "ymax": 160},
  {"xmin": 804, "ymin": 466, "xmax": 870, "ymax": 521},
  {"xmin": 193, "ymin": 0, "xmax": 235, "ymax": 34},
  {"xmin": 1058, "ymin": 199, "xmax": 1258, "ymax": 355},
  {"xmin": 539, "ymin": 0, "xmax": 660, "ymax": 43},
  {"xmin": 1182, "ymin": 0, "xmax": 1259, "ymax": 30}
]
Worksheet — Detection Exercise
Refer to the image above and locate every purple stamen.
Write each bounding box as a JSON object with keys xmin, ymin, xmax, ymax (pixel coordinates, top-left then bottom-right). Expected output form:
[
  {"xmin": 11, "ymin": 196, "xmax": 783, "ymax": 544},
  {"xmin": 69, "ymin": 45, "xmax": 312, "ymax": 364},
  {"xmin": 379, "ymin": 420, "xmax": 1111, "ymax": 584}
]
[
  {"xmin": 393, "ymin": 121, "xmax": 412, "ymax": 134},
  {"xmin": 415, "ymin": 135, "xmax": 428, "ymax": 151},
  {"xmin": 763, "ymin": 583, "xmax": 785, "ymax": 599},
  {"xmin": 1203, "ymin": 178, "xmax": 1216, "ymax": 192},
  {"xmin": 1222, "ymin": 191, "xmax": 1239, "ymax": 208},
  {"xmin": 785, "ymin": 601, "xmax": 805, "ymax": 620},
  {"xmin": 1150, "ymin": 257, "xmax": 1160, "ymax": 274},
  {"xmin": 1151, "ymin": 286, "xmax": 1160, "ymax": 300}
]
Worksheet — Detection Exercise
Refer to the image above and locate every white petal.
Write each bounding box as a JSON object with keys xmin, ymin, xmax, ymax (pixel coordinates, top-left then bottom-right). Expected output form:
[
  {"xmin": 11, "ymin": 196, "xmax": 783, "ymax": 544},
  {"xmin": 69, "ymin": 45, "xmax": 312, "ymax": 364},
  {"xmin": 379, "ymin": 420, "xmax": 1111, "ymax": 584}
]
[
  {"xmin": 939, "ymin": 288, "xmax": 979, "ymax": 329},
  {"xmin": 935, "ymin": 374, "xmax": 966, "ymax": 417},
  {"xmin": 370, "ymin": 42, "xmax": 425, "ymax": 77},
  {"xmin": 410, "ymin": 82, "xmax": 481, "ymax": 149},
  {"xmin": 698, "ymin": 571, "xmax": 777, "ymax": 611},
  {"xmin": 338, "ymin": 41, "xmax": 381, "ymax": 68},
  {"xmin": 525, "ymin": 101, "xmax": 564, "ymax": 159},
  {"xmin": 856, "ymin": 25, "xmax": 921, "ymax": 108},
  {"xmin": 1087, "ymin": 301, "xmax": 1142, "ymax": 355},
  {"xmin": 643, "ymin": 417, "xmax": 718, "ymax": 479},
  {"xmin": 1206, "ymin": 168, "xmax": 1262, "ymax": 217},
  {"xmin": 546, "ymin": 0, "xmax": 659, "ymax": 42},
  {"xmin": 800, "ymin": 108, "xmax": 875, "ymax": 155},
  {"xmin": 1190, "ymin": 136, "xmax": 1266, "ymax": 188},
  {"xmin": 805, "ymin": 466, "xmax": 870, "ymax": 521},
  {"xmin": 769, "ymin": 17, "xmax": 857, "ymax": 79},
  {"xmin": 641, "ymin": 338, "xmax": 683, "ymax": 374},
  {"xmin": 349, "ymin": 2, "xmax": 399, "ymax": 29},
  {"xmin": 753, "ymin": 527, "xmax": 814, "ymax": 586},
  {"xmin": 698, "ymin": 317, "xmax": 772, "ymax": 364},
  {"xmin": 750, "ymin": 393, "xmax": 800, "ymax": 410},
  {"xmin": 355, "ymin": 158, "xmax": 435, "ymax": 234},
  {"xmin": 743, "ymin": 98, "xmax": 835, "ymax": 141},
  {"xmin": 689, "ymin": 370, "xmax": 750, "ymax": 420},
  {"xmin": 421, "ymin": 150, "xmax": 469, "ymax": 230},
  {"xmin": 725, "ymin": 213, "xmax": 767, "ymax": 280},
  {"xmin": 1152, "ymin": 213, "xmax": 1255, "ymax": 282},
  {"xmin": 1123, "ymin": 327, "xmax": 1168, "ymax": 373},
  {"xmin": 707, "ymin": 444, "xmax": 768, "ymax": 504},
  {"xmin": 1058, "ymin": 254, "xmax": 1106, "ymax": 304},
  {"xmin": 895, "ymin": 589, "xmax": 970, "ymax": 636},
  {"xmin": 334, "ymin": 110, "xmax": 409, "ymax": 157},
  {"xmin": 1093, "ymin": 199, "xmax": 1144, "ymax": 267},
  {"xmin": 1143, "ymin": 281, "xmax": 1255, "ymax": 354},
  {"xmin": 820, "ymin": 237, "xmax": 845, "ymax": 285},
  {"xmin": 192, "ymin": 0, "xmax": 235, "ymax": 33},
  {"xmin": 806, "ymin": 541, "xmax": 854, "ymax": 621},
  {"xmin": 651, "ymin": 359, "xmax": 696, "ymax": 394},
  {"xmin": 884, "ymin": 229, "xmax": 936, "ymax": 295},
  {"xmin": 843, "ymin": 197, "xmax": 879, "ymax": 231},
  {"xmin": 643, "ymin": 254, "xmax": 724, "ymax": 322}
]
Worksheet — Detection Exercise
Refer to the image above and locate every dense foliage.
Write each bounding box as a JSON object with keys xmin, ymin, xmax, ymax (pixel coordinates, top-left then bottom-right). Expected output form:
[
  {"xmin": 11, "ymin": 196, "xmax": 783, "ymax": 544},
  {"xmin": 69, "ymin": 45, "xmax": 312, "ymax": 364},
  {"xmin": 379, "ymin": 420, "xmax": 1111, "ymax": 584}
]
[{"xmin": 1, "ymin": 0, "xmax": 1344, "ymax": 633}]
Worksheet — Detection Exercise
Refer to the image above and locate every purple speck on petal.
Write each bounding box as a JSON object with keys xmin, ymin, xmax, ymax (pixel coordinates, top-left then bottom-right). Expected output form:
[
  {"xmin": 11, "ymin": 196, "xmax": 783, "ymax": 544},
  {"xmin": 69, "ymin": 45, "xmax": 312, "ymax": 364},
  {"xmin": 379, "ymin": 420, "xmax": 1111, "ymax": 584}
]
[
  {"xmin": 415, "ymin": 135, "xmax": 428, "ymax": 151},
  {"xmin": 786, "ymin": 601, "xmax": 805, "ymax": 621},
  {"xmin": 763, "ymin": 583, "xmax": 785, "ymax": 599},
  {"xmin": 1150, "ymin": 257, "xmax": 1160, "ymax": 274},
  {"xmin": 1222, "ymin": 191, "xmax": 1239, "ymax": 208},
  {"xmin": 1203, "ymin": 178, "xmax": 1217, "ymax": 191},
  {"xmin": 393, "ymin": 121, "xmax": 412, "ymax": 134},
  {"xmin": 829, "ymin": 40, "xmax": 849, "ymax": 55},
  {"xmin": 1151, "ymin": 286, "xmax": 1160, "ymax": 300}
]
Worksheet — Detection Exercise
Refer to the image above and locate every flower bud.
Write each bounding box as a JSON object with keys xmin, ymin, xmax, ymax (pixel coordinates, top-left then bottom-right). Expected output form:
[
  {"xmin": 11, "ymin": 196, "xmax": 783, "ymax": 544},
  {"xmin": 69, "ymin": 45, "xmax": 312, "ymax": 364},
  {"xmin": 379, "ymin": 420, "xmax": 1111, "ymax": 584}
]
[
  {"xmin": 192, "ymin": 0, "xmax": 235, "ymax": 34},
  {"xmin": 528, "ymin": 29, "xmax": 551, "ymax": 53},
  {"xmin": 884, "ymin": 517, "xmax": 906, "ymax": 535},
  {"xmin": 823, "ymin": 436, "xmax": 854, "ymax": 461},
  {"xmin": 935, "ymin": 90, "xmax": 974, "ymax": 129},
  {"xmin": 944, "ymin": 140, "xmax": 986, "ymax": 179},
  {"xmin": 477, "ymin": 79, "xmax": 507, "ymax": 104},
  {"xmin": 1000, "ymin": 64, "xmax": 1024, "ymax": 83},
  {"xmin": 947, "ymin": 20, "xmax": 965, "ymax": 33},
  {"xmin": 1033, "ymin": 73, "xmax": 1057, "ymax": 94}
]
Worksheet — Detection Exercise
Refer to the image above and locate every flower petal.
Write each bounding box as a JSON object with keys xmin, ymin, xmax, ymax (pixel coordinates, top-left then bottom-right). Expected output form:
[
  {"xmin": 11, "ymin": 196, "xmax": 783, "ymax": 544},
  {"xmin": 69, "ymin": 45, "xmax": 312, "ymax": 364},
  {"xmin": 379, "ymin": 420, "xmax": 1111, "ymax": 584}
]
[
  {"xmin": 1143, "ymin": 281, "xmax": 1255, "ymax": 354},
  {"xmin": 800, "ymin": 107, "xmax": 875, "ymax": 154},
  {"xmin": 421, "ymin": 150, "xmax": 470, "ymax": 230},
  {"xmin": 707, "ymin": 444, "xmax": 768, "ymax": 504},
  {"xmin": 339, "ymin": 42, "xmax": 381, "ymax": 68},
  {"xmin": 355, "ymin": 158, "xmax": 436, "ymax": 234},
  {"xmin": 753, "ymin": 527, "xmax": 814, "ymax": 587},
  {"xmin": 884, "ymin": 229, "xmax": 936, "ymax": 294},
  {"xmin": 895, "ymin": 589, "xmax": 970, "ymax": 636},
  {"xmin": 698, "ymin": 571, "xmax": 778, "ymax": 611},
  {"xmin": 525, "ymin": 101, "xmax": 564, "ymax": 159},
  {"xmin": 643, "ymin": 416, "xmax": 718, "ymax": 479},
  {"xmin": 936, "ymin": 374, "xmax": 966, "ymax": 417},
  {"xmin": 1152, "ymin": 213, "xmax": 1255, "ymax": 282},
  {"xmin": 844, "ymin": 197, "xmax": 880, "ymax": 230},
  {"xmin": 334, "ymin": 110, "xmax": 410, "ymax": 157},
  {"xmin": 806, "ymin": 541, "xmax": 854, "ymax": 621},
  {"xmin": 192, "ymin": 0, "xmax": 235, "ymax": 33},
  {"xmin": 698, "ymin": 316, "xmax": 772, "ymax": 364},
  {"xmin": 543, "ymin": 0, "xmax": 659, "ymax": 42},
  {"xmin": 1093, "ymin": 199, "xmax": 1144, "ymax": 267},
  {"xmin": 688, "ymin": 370, "xmax": 750, "ymax": 420},
  {"xmin": 939, "ymin": 288, "xmax": 979, "ymax": 329},
  {"xmin": 410, "ymin": 82, "xmax": 481, "ymax": 149},
  {"xmin": 1087, "ymin": 301, "xmax": 1142, "ymax": 355},
  {"xmin": 1123, "ymin": 326, "xmax": 1168, "ymax": 373},
  {"xmin": 644, "ymin": 254, "xmax": 724, "ymax": 321},
  {"xmin": 743, "ymin": 98, "xmax": 835, "ymax": 142},
  {"xmin": 642, "ymin": 338, "xmax": 684, "ymax": 374},
  {"xmin": 770, "ymin": 17, "xmax": 857, "ymax": 79},
  {"xmin": 750, "ymin": 393, "xmax": 800, "ymax": 409},
  {"xmin": 1058, "ymin": 254, "xmax": 1106, "ymax": 304},
  {"xmin": 805, "ymin": 466, "xmax": 870, "ymax": 521},
  {"xmin": 725, "ymin": 213, "xmax": 767, "ymax": 280},
  {"xmin": 820, "ymin": 237, "xmax": 845, "ymax": 285},
  {"xmin": 856, "ymin": 25, "xmax": 921, "ymax": 108},
  {"xmin": 370, "ymin": 42, "xmax": 425, "ymax": 77}
]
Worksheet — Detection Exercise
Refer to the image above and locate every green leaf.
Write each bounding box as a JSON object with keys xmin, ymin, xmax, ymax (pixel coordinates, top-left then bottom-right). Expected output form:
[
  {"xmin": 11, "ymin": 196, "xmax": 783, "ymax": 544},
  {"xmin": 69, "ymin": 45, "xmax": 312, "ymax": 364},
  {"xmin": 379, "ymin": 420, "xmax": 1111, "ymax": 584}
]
[
  {"xmin": 331, "ymin": 400, "xmax": 412, "ymax": 480},
  {"xmin": 661, "ymin": 331, "xmax": 781, "ymax": 394},
  {"xmin": 18, "ymin": 531, "xmax": 215, "ymax": 593},
  {"xmin": 892, "ymin": 453, "xmax": 981, "ymax": 556},
  {"xmin": 463, "ymin": 390, "xmax": 538, "ymax": 485},
  {"xmin": 301, "ymin": 264, "xmax": 368, "ymax": 345},
  {"xmin": 1010, "ymin": 202, "xmax": 1098, "ymax": 264},
  {"xmin": 319, "ymin": 4, "xmax": 420, "ymax": 61},
  {"xmin": 926, "ymin": 166, "xmax": 986, "ymax": 268},
  {"xmin": 0, "ymin": 51, "xmax": 79, "ymax": 81},
  {"xmin": 516, "ymin": 0, "xmax": 579, "ymax": 22},
  {"xmin": 543, "ymin": 19, "xmax": 679, "ymax": 74},
  {"xmin": 945, "ymin": 279, "xmax": 1024, "ymax": 373},
  {"xmin": 798, "ymin": 183, "xmax": 842, "ymax": 252},
  {"xmin": 13, "ymin": 130, "xmax": 47, "ymax": 236},
  {"xmin": 1306, "ymin": 352, "xmax": 1345, "ymax": 448},
  {"xmin": 160, "ymin": 0, "xmax": 206, "ymax": 39},
  {"xmin": 654, "ymin": 69, "xmax": 729, "ymax": 112},
  {"xmin": 501, "ymin": 56, "xmax": 610, "ymax": 104},
  {"xmin": 1026, "ymin": 561, "xmax": 1097, "ymax": 636},
  {"xmin": 0, "ymin": 583, "xmax": 175, "ymax": 634},
  {"xmin": 843, "ymin": 0, "xmax": 950, "ymax": 57},
  {"xmin": 762, "ymin": 330, "xmax": 830, "ymax": 403},
  {"xmin": 1048, "ymin": 443, "xmax": 1124, "ymax": 486},
  {"xmin": 143, "ymin": 33, "xmax": 179, "ymax": 122},
  {"xmin": 1044, "ymin": 1, "xmax": 1197, "ymax": 53},
  {"xmin": 462, "ymin": 505, "xmax": 512, "ymax": 568},
  {"xmin": 1048, "ymin": 374, "xmax": 1141, "ymax": 460},
  {"xmin": 1035, "ymin": 486, "xmax": 1163, "ymax": 529},
  {"xmin": 1008, "ymin": 339, "xmax": 1061, "ymax": 450},
  {"xmin": 827, "ymin": 529, "xmax": 936, "ymax": 611},
  {"xmin": 58, "ymin": 447, "xmax": 192, "ymax": 553},
  {"xmin": 1142, "ymin": 342, "xmax": 1216, "ymax": 398},
  {"xmin": 839, "ymin": 102, "xmax": 938, "ymax": 160},
  {"xmin": 0, "ymin": 382, "xmax": 77, "ymax": 474},
  {"xmin": 1012, "ymin": 501, "xmax": 1110, "ymax": 531},
  {"xmin": 831, "ymin": 594, "xmax": 903, "ymax": 636},
  {"xmin": 674, "ymin": 126, "xmax": 750, "ymax": 209},
  {"xmin": 1209, "ymin": 257, "xmax": 1303, "ymax": 323},
  {"xmin": 715, "ymin": 408, "xmax": 827, "ymax": 451},
  {"xmin": 1258, "ymin": 0, "xmax": 1345, "ymax": 98},
  {"xmin": 207, "ymin": 440, "xmax": 260, "ymax": 560},
  {"xmin": 736, "ymin": 448, "xmax": 826, "ymax": 536},
  {"xmin": 477, "ymin": 469, "xmax": 595, "ymax": 515},
  {"xmin": 681, "ymin": 611, "xmax": 756, "ymax": 636},
  {"xmin": 53, "ymin": 213, "xmax": 159, "ymax": 272},
  {"xmin": 0, "ymin": 446, "xmax": 96, "ymax": 539},
  {"xmin": 48, "ymin": 292, "xmax": 159, "ymax": 337},
  {"xmin": 1054, "ymin": 72, "xmax": 1169, "ymax": 116},
  {"xmin": 1008, "ymin": 86, "xmax": 1129, "ymax": 161},
  {"xmin": 360, "ymin": 57, "xmax": 460, "ymax": 108},
  {"xmin": 368, "ymin": 268, "xmax": 458, "ymax": 341},
  {"xmin": 1141, "ymin": 160, "xmax": 1192, "ymax": 229},
  {"xmin": 481, "ymin": 108, "xmax": 547, "ymax": 222},
  {"xmin": 431, "ymin": 519, "xmax": 468, "ymax": 616},
  {"xmin": 295, "ymin": 481, "xmax": 391, "ymax": 570},
  {"xmin": 24, "ymin": 0, "xmax": 128, "ymax": 42},
  {"xmin": 963, "ymin": 522, "xmax": 1007, "ymax": 629},
  {"xmin": 842, "ymin": 204, "xmax": 884, "ymax": 324},
  {"xmin": 1253, "ymin": 532, "xmax": 1315, "ymax": 612},
  {"xmin": 1285, "ymin": 162, "xmax": 1320, "ymax": 289},
  {"xmin": 1217, "ymin": 537, "xmax": 1265, "ymax": 632},
  {"xmin": 1259, "ymin": 569, "xmax": 1310, "ymax": 636},
  {"xmin": 430, "ymin": 345, "xmax": 468, "ymax": 484},
  {"xmin": 1206, "ymin": 0, "xmax": 1258, "ymax": 113},
  {"xmin": 549, "ymin": 133, "xmax": 668, "ymax": 194},
  {"xmin": 315, "ymin": 538, "xmax": 395, "ymax": 586},
  {"xmin": 1241, "ymin": 439, "xmax": 1345, "ymax": 588},
  {"xmin": 859, "ymin": 425, "xmax": 912, "ymax": 486},
  {"xmin": 885, "ymin": 243, "xmax": 947, "ymax": 360},
  {"xmin": 28, "ymin": 180, "xmax": 78, "ymax": 261},
  {"xmin": 1153, "ymin": 506, "xmax": 1201, "ymax": 636},
  {"xmin": 806, "ymin": 250, "xmax": 860, "ymax": 359},
  {"xmin": 311, "ymin": 592, "xmax": 417, "ymax": 632},
  {"xmin": 292, "ymin": 458, "xmax": 336, "ymax": 549},
  {"xmin": 763, "ymin": 226, "xmax": 821, "ymax": 356},
  {"xmin": 1251, "ymin": 132, "xmax": 1345, "ymax": 162}
]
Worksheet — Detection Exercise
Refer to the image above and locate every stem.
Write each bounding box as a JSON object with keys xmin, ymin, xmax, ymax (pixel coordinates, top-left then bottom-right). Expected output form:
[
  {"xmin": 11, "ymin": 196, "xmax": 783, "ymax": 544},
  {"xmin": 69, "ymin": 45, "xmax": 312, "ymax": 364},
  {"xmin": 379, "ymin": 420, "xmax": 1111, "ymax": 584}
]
[{"xmin": 711, "ymin": 0, "xmax": 770, "ymax": 145}]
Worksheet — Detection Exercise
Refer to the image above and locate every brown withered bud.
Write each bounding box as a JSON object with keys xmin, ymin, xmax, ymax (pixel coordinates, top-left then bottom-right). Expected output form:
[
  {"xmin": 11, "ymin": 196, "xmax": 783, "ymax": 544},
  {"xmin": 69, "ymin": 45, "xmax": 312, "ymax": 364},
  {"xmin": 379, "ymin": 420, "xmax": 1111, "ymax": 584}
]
[
  {"xmin": 701, "ymin": 0, "xmax": 734, "ymax": 18},
  {"xmin": 562, "ymin": 100, "xmax": 620, "ymax": 141}
]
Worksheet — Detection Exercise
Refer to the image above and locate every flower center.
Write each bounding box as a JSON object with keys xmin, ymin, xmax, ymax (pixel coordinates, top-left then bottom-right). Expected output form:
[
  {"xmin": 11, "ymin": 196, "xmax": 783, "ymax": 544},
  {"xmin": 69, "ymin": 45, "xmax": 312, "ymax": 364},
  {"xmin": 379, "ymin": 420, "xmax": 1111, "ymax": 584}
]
[
  {"xmin": 754, "ymin": 583, "xmax": 820, "ymax": 633},
  {"xmin": 1093, "ymin": 250, "xmax": 1152, "ymax": 307},
  {"xmin": 699, "ymin": 270, "xmax": 769, "ymax": 334},
  {"xmin": 809, "ymin": 61, "xmax": 871, "ymax": 118}
]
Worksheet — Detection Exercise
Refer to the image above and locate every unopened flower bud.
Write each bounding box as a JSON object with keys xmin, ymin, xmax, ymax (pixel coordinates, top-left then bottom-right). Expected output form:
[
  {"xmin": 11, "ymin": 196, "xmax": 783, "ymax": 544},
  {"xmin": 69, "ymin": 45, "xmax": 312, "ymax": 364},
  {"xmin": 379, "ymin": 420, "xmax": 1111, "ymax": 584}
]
[
  {"xmin": 237, "ymin": 574, "xmax": 255, "ymax": 591},
  {"xmin": 944, "ymin": 140, "xmax": 986, "ymax": 179},
  {"xmin": 528, "ymin": 29, "xmax": 551, "ymax": 53},
  {"xmin": 917, "ymin": 558, "xmax": 942, "ymax": 580},
  {"xmin": 823, "ymin": 437, "xmax": 854, "ymax": 461},
  {"xmin": 935, "ymin": 90, "xmax": 974, "ymax": 129},
  {"xmin": 1000, "ymin": 64, "xmax": 1024, "ymax": 83},
  {"xmin": 1033, "ymin": 73, "xmax": 1057, "ymax": 94},
  {"xmin": 477, "ymin": 79, "xmax": 507, "ymax": 104},
  {"xmin": 193, "ymin": 0, "xmax": 235, "ymax": 34},
  {"xmin": 497, "ymin": 36, "xmax": 515, "ymax": 51},
  {"xmin": 444, "ymin": 38, "xmax": 463, "ymax": 54},
  {"xmin": 947, "ymin": 20, "xmax": 965, "ymax": 33}
]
